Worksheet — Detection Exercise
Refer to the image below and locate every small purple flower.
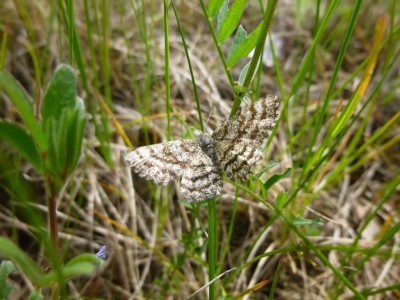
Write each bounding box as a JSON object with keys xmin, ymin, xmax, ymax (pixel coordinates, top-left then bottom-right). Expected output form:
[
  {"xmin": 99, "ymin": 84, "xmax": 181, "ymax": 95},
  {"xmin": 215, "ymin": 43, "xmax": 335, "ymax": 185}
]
[{"xmin": 95, "ymin": 245, "xmax": 106, "ymax": 260}]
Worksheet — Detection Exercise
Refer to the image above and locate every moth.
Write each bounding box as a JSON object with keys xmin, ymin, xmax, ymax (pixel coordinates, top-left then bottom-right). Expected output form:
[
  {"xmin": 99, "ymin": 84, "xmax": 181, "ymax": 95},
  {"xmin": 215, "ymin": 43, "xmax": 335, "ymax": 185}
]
[{"xmin": 125, "ymin": 95, "xmax": 279, "ymax": 201}]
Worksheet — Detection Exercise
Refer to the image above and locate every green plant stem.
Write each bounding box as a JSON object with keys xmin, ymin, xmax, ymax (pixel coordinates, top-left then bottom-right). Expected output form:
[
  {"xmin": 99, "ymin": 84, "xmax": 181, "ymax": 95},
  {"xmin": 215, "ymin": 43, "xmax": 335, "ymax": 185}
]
[
  {"xmin": 218, "ymin": 188, "xmax": 238, "ymax": 272},
  {"xmin": 164, "ymin": 0, "xmax": 171, "ymax": 140},
  {"xmin": 242, "ymin": 0, "xmax": 277, "ymax": 90},
  {"xmin": 199, "ymin": 0, "xmax": 234, "ymax": 88},
  {"xmin": 226, "ymin": 179, "xmax": 366, "ymax": 299},
  {"xmin": 228, "ymin": 0, "xmax": 278, "ymax": 118},
  {"xmin": 171, "ymin": 0, "xmax": 204, "ymax": 132},
  {"xmin": 47, "ymin": 178, "xmax": 60, "ymax": 257},
  {"xmin": 208, "ymin": 198, "xmax": 217, "ymax": 300}
]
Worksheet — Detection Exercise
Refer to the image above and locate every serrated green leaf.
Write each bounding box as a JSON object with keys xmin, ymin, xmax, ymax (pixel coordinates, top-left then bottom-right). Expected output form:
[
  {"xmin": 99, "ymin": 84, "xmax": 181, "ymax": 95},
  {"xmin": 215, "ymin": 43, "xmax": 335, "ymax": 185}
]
[
  {"xmin": 0, "ymin": 237, "xmax": 43, "ymax": 286},
  {"xmin": 217, "ymin": 0, "xmax": 229, "ymax": 34},
  {"xmin": 218, "ymin": 0, "xmax": 247, "ymax": 44},
  {"xmin": 228, "ymin": 25, "xmax": 247, "ymax": 61},
  {"xmin": 209, "ymin": 0, "xmax": 226, "ymax": 18},
  {"xmin": 0, "ymin": 261, "xmax": 15, "ymax": 300},
  {"xmin": 264, "ymin": 168, "xmax": 292, "ymax": 190},
  {"xmin": 0, "ymin": 122, "xmax": 43, "ymax": 173},
  {"xmin": 0, "ymin": 71, "xmax": 47, "ymax": 152},
  {"xmin": 228, "ymin": 20, "xmax": 263, "ymax": 67},
  {"xmin": 41, "ymin": 64, "xmax": 77, "ymax": 130}
]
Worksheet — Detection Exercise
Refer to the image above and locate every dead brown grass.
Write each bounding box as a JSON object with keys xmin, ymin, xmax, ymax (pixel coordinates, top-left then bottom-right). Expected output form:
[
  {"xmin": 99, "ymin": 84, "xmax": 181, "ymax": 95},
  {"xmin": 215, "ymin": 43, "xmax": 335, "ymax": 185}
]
[{"xmin": 0, "ymin": 0, "xmax": 399, "ymax": 299}]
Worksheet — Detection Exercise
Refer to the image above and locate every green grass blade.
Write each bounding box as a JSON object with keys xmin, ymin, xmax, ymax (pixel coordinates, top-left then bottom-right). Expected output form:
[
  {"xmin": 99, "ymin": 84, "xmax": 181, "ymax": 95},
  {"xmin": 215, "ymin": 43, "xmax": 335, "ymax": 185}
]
[
  {"xmin": 331, "ymin": 15, "xmax": 387, "ymax": 138},
  {"xmin": 289, "ymin": 0, "xmax": 339, "ymax": 97},
  {"xmin": 171, "ymin": 0, "xmax": 204, "ymax": 132},
  {"xmin": 164, "ymin": 0, "xmax": 171, "ymax": 140}
]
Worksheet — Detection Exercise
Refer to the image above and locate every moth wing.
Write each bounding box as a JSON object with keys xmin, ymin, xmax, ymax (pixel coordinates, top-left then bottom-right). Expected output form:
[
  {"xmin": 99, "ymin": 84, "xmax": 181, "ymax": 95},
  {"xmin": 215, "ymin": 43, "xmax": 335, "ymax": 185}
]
[
  {"xmin": 212, "ymin": 95, "xmax": 279, "ymax": 145},
  {"xmin": 211, "ymin": 96, "xmax": 279, "ymax": 181},
  {"xmin": 125, "ymin": 140, "xmax": 200, "ymax": 185},
  {"xmin": 213, "ymin": 140, "xmax": 263, "ymax": 181},
  {"xmin": 180, "ymin": 151, "xmax": 222, "ymax": 202}
]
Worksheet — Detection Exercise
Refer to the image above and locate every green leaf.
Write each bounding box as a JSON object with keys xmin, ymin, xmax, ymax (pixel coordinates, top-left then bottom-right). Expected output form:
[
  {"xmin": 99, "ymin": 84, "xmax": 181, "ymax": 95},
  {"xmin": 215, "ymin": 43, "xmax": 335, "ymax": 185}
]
[
  {"xmin": 217, "ymin": 0, "xmax": 229, "ymax": 34},
  {"xmin": 228, "ymin": 21, "xmax": 263, "ymax": 67},
  {"xmin": 263, "ymin": 168, "xmax": 292, "ymax": 190},
  {"xmin": 74, "ymin": 95, "xmax": 85, "ymax": 114},
  {"xmin": 41, "ymin": 65, "xmax": 86, "ymax": 180},
  {"xmin": 41, "ymin": 64, "xmax": 77, "ymax": 130},
  {"xmin": 0, "ymin": 261, "xmax": 15, "ymax": 300},
  {"xmin": 37, "ymin": 253, "xmax": 100, "ymax": 288},
  {"xmin": 0, "ymin": 237, "xmax": 43, "ymax": 286},
  {"xmin": 65, "ymin": 253, "xmax": 103, "ymax": 267},
  {"xmin": 293, "ymin": 217, "xmax": 324, "ymax": 226},
  {"xmin": 232, "ymin": 83, "xmax": 248, "ymax": 97},
  {"xmin": 37, "ymin": 263, "xmax": 95, "ymax": 288},
  {"xmin": 218, "ymin": 0, "xmax": 247, "ymax": 44},
  {"xmin": 45, "ymin": 107, "xmax": 86, "ymax": 179},
  {"xmin": 0, "ymin": 71, "xmax": 47, "ymax": 152},
  {"xmin": 228, "ymin": 25, "xmax": 247, "ymax": 61},
  {"xmin": 282, "ymin": 209, "xmax": 296, "ymax": 223},
  {"xmin": 65, "ymin": 99, "xmax": 86, "ymax": 173},
  {"xmin": 238, "ymin": 61, "xmax": 251, "ymax": 85},
  {"xmin": 0, "ymin": 122, "xmax": 44, "ymax": 173},
  {"xmin": 238, "ymin": 56, "xmax": 262, "ymax": 85},
  {"xmin": 27, "ymin": 290, "xmax": 43, "ymax": 300},
  {"xmin": 275, "ymin": 192, "xmax": 289, "ymax": 209},
  {"xmin": 255, "ymin": 160, "xmax": 279, "ymax": 178},
  {"xmin": 208, "ymin": 0, "xmax": 226, "ymax": 18},
  {"xmin": 250, "ymin": 175, "xmax": 267, "ymax": 198},
  {"xmin": 44, "ymin": 118, "xmax": 64, "ymax": 177}
]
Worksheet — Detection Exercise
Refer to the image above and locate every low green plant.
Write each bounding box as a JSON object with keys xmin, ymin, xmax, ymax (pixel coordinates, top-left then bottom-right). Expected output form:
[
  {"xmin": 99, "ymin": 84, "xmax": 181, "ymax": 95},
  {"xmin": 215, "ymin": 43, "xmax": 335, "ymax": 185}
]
[{"xmin": 0, "ymin": 65, "xmax": 100, "ymax": 298}]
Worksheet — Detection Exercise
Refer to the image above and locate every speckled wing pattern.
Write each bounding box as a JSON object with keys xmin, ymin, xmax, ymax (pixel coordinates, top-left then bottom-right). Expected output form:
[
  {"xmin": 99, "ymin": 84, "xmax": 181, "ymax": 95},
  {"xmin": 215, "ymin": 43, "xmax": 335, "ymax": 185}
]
[
  {"xmin": 212, "ymin": 95, "xmax": 279, "ymax": 181},
  {"xmin": 125, "ymin": 140, "xmax": 222, "ymax": 201},
  {"xmin": 125, "ymin": 95, "xmax": 279, "ymax": 201},
  {"xmin": 180, "ymin": 151, "xmax": 222, "ymax": 202}
]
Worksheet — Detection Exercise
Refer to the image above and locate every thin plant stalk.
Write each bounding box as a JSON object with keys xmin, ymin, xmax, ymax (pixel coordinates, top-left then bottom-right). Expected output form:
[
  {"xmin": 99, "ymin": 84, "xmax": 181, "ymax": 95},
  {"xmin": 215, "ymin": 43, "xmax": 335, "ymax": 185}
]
[
  {"xmin": 208, "ymin": 197, "xmax": 217, "ymax": 300},
  {"xmin": 46, "ymin": 178, "xmax": 60, "ymax": 257}
]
